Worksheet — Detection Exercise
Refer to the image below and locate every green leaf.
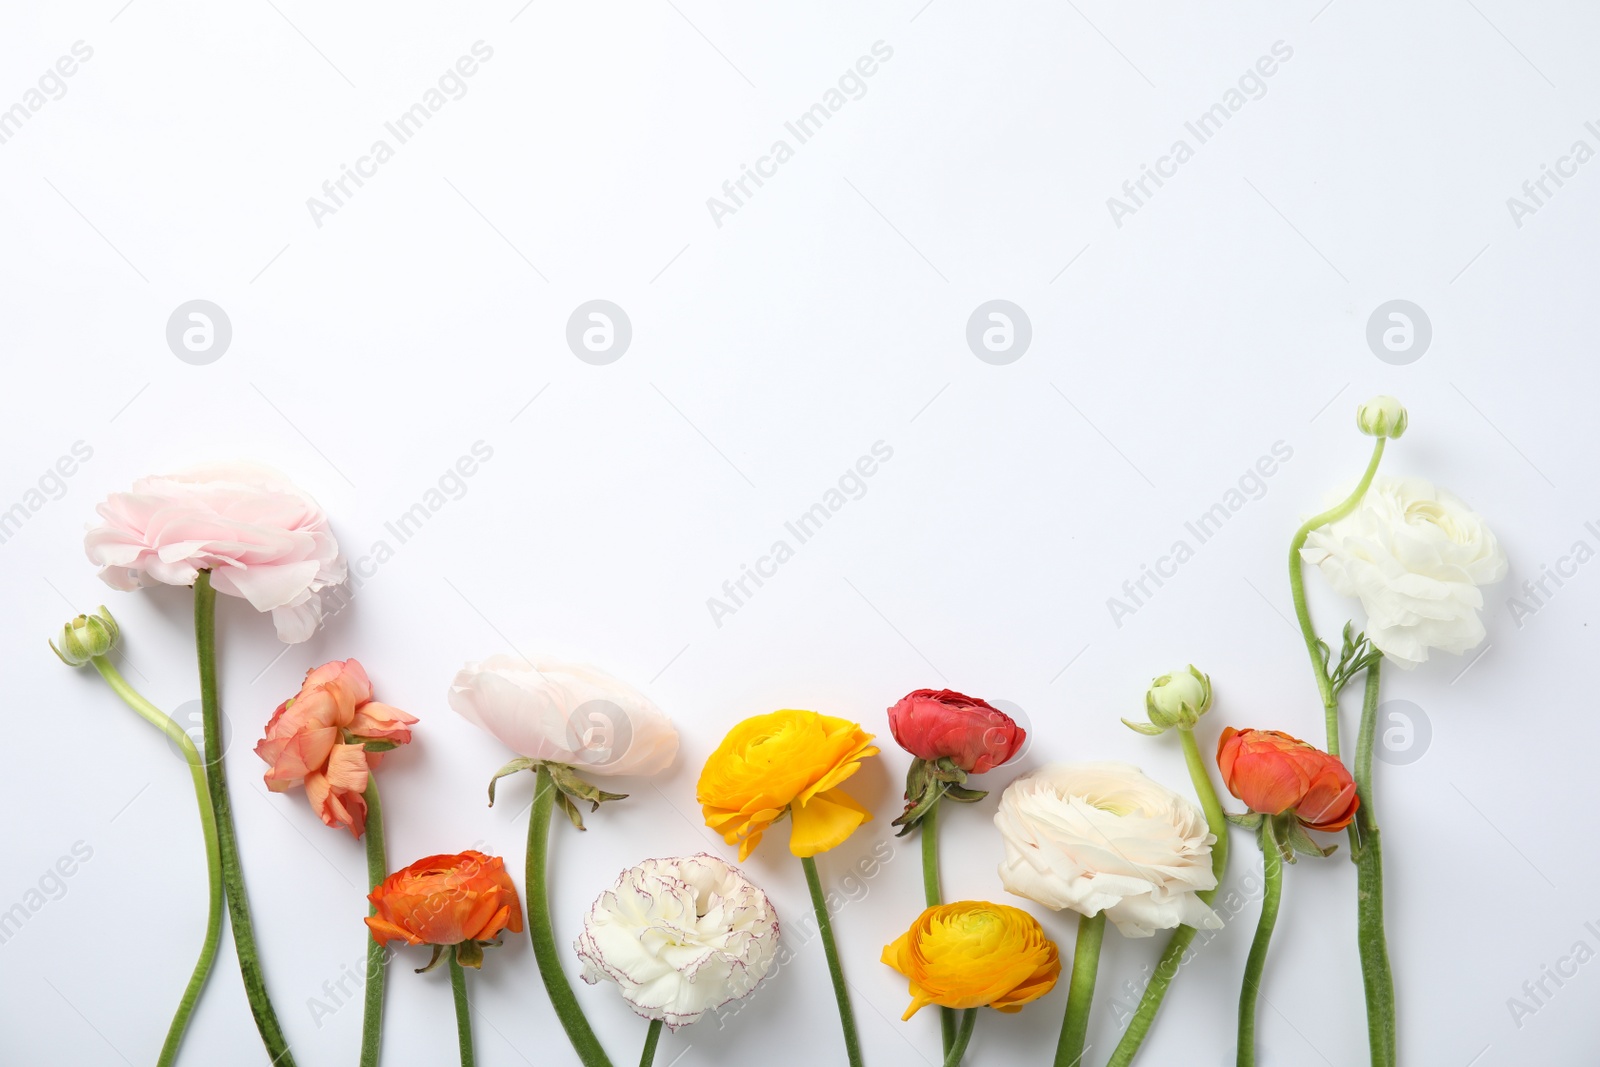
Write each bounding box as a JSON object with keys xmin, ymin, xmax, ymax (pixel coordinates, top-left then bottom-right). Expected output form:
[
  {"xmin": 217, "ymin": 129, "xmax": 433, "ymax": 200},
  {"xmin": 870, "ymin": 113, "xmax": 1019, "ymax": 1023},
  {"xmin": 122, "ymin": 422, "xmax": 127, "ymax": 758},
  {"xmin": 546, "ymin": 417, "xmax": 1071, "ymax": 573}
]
[{"xmin": 486, "ymin": 757, "xmax": 538, "ymax": 807}]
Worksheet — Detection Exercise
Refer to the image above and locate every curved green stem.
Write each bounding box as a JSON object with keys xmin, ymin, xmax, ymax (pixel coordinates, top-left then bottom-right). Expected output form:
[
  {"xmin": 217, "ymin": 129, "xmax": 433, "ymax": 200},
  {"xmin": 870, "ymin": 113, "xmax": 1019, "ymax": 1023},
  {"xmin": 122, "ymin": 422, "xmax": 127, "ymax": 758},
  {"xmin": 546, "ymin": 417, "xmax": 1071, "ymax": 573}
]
[
  {"xmin": 449, "ymin": 956, "xmax": 475, "ymax": 1067},
  {"xmin": 1237, "ymin": 819, "xmax": 1285, "ymax": 1067},
  {"xmin": 943, "ymin": 1008, "xmax": 977, "ymax": 1067},
  {"xmin": 1055, "ymin": 911, "xmax": 1105, "ymax": 1067},
  {"xmin": 921, "ymin": 795, "xmax": 956, "ymax": 1058},
  {"xmin": 526, "ymin": 764, "xmax": 613, "ymax": 1067},
  {"xmin": 360, "ymin": 774, "xmax": 388, "ymax": 1067},
  {"xmin": 638, "ymin": 1019, "xmax": 663, "ymax": 1067},
  {"xmin": 89, "ymin": 656, "xmax": 222, "ymax": 1067},
  {"xmin": 1288, "ymin": 437, "xmax": 1385, "ymax": 757},
  {"xmin": 1104, "ymin": 727, "xmax": 1229, "ymax": 1067},
  {"xmin": 194, "ymin": 572, "xmax": 296, "ymax": 1065},
  {"xmin": 801, "ymin": 854, "xmax": 863, "ymax": 1067},
  {"xmin": 1348, "ymin": 662, "xmax": 1395, "ymax": 1067}
]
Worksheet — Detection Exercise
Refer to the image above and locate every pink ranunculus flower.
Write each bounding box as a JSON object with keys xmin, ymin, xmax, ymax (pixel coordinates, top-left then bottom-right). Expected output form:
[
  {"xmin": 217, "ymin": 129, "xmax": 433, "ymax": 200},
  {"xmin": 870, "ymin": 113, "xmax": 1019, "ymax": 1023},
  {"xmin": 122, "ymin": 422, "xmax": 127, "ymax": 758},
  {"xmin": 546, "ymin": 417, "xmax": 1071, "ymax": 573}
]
[
  {"xmin": 84, "ymin": 462, "xmax": 345, "ymax": 643},
  {"xmin": 257, "ymin": 659, "xmax": 417, "ymax": 837},
  {"xmin": 888, "ymin": 689, "xmax": 1025, "ymax": 774}
]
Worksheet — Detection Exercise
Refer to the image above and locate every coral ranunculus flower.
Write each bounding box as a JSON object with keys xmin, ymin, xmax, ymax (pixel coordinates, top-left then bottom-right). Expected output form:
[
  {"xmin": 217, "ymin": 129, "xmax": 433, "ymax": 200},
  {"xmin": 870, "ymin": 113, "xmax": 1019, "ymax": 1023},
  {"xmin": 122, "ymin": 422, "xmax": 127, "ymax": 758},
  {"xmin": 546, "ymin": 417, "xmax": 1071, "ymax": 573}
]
[
  {"xmin": 698, "ymin": 710, "xmax": 879, "ymax": 860},
  {"xmin": 887, "ymin": 689, "xmax": 1025, "ymax": 774},
  {"xmin": 256, "ymin": 659, "xmax": 417, "ymax": 837},
  {"xmin": 366, "ymin": 851, "xmax": 523, "ymax": 964},
  {"xmin": 881, "ymin": 901, "xmax": 1060, "ymax": 1020},
  {"xmin": 1216, "ymin": 728, "xmax": 1359, "ymax": 833}
]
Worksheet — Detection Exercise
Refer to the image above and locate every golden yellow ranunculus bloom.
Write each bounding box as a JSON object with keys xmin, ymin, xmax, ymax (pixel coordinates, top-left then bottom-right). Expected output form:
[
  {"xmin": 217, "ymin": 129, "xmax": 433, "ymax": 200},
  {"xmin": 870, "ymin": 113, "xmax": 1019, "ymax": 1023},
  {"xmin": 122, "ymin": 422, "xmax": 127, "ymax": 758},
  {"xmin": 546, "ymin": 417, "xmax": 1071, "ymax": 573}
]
[
  {"xmin": 697, "ymin": 709, "xmax": 879, "ymax": 860},
  {"xmin": 881, "ymin": 901, "xmax": 1061, "ymax": 1020}
]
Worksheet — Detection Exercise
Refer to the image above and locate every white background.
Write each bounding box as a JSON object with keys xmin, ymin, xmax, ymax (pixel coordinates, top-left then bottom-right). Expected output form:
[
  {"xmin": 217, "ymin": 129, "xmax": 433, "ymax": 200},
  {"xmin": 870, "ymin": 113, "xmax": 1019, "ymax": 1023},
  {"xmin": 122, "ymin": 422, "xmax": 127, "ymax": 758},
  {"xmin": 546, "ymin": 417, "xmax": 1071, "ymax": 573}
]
[{"xmin": 1, "ymin": 2, "xmax": 1594, "ymax": 1065}]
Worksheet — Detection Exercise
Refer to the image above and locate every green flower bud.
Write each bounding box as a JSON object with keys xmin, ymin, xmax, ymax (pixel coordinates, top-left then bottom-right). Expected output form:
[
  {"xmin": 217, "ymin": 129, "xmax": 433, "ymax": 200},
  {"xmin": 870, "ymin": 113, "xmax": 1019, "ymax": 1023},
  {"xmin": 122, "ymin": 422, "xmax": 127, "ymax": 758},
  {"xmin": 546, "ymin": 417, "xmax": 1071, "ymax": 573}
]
[
  {"xmin": 50, "ymin": 606, "xmax": 119, "ymax": 666},
  {"xmin": 1124, "ymin": 665, "xmax": 1212, "ymax": 735},
  {"xmin": 1356, "ymin": 395, "xmax": 1408, "ymax": 439}
]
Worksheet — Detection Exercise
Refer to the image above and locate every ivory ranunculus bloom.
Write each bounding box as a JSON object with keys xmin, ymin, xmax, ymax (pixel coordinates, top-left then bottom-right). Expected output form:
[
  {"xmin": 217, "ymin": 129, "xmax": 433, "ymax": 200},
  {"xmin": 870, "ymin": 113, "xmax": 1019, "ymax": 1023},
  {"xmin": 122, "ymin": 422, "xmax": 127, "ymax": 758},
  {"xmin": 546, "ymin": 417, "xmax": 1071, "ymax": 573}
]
[
  {"xmin": 881, "ymin": 901, "xmax": 1060, "ymax": 1019},
  {"xmin": 994, "ymin": 763, "xmax": 1221, "ymax": 938},
  {"xmin": 448, "ymin": 656, "xmax": 678, "ymax": 775},
  {"xmin": 1301, "ymin": 475, "xmax": 1506, "ymax": 668},
  {"xmin": 84, "ymin": 463, "xmax": 345, "ymax": 643},
  {"xmin": 575, "ymin": 854, "xmax": 780, "ymax": 1028},
  {"xmin": 1217, "ymin": 728, "xmax": 1358, "ymax": 832},
  {"xmin": 698, "ymin": 710, "xmax": 879, "ymax": 860}
]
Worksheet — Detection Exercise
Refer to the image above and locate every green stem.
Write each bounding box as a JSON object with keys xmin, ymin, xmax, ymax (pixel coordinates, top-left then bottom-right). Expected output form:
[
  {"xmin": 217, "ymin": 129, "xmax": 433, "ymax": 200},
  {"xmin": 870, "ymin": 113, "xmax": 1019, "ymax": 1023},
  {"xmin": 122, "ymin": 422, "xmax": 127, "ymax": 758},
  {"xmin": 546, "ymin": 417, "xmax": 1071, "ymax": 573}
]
[
  {"xmin": 801, "ymin": 854, "xmax": 864, "ymax": 1067},
  {"xmin": 194, "ymin": 571, "xmax": 296, "ymax": 1065},
  {"xmin": 639, "ymin": 1019, "xmax": 663, "ymax": 1067},
  {"xmin": 1288, "ymin": 437, "xmax": 1385, "ymax": 757},
  {"xmin": 943, "ymin": 1008, "xmax": 977, "ymax": 1067},
  {"xmin": 1054, "ymin": 911, "xmax": 1105, "ymax": 1067},
  {"xmin": 1237, "ymin": 819, "xmax": 1285, "ymax": 1067},
  {"xmin": 449, "ymin": 956, "xmax": 475, "ymax": 1067},
  {"xmin": 921, "ymin": 795, "xmax": 956, "ymax": 1058},
  {"xmin": 1348, "ymin": 662, "xmax": 1395, "ymax": 1067},
  {"xmin": 360, "ymin": 774, "xmax": 388, "ymax": 1067},
  {"xmin": 1104, "ymin": 727, "xmax": 1230, "ymax": 1067},
  {"xmin": 89, "ymin": 657, "xmax": 222, "ymax": 1067},
  {"xmin": 526, "ymin": 764, "xmax": 613, "ymax": 1067}
]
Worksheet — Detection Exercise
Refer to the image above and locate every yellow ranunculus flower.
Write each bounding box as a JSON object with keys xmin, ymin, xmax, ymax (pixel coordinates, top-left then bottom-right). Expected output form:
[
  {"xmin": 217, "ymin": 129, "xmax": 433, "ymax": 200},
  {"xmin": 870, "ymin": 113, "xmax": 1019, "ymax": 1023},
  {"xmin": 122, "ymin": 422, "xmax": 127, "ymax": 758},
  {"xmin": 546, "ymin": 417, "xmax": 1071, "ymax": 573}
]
[
  {"xmin": 881, "ymin": 901, "xmax": 1061, "ymax": 1020},
  {"xmin": 697, "ymin": 710, "xmax": 879, "ymax": 860}
]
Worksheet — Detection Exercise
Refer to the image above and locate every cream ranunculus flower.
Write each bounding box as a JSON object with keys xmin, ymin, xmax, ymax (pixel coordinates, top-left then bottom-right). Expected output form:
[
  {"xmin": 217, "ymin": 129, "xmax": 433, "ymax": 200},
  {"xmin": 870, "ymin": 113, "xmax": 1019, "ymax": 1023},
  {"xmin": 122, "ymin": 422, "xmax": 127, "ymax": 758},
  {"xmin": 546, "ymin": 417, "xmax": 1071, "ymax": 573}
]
[
  {"xmin": 575, "ymin": 854, "xmax": 780, "ymax": 1028},
  {"xmin": 1301, "ymin": 475, "xmax": 1507, "ymax": 668},
  {"xmin": 84, "ymin": 462, "xmax": 345, "ymax": 643},
  {"xmin": 448, "ymin": 655, "xmax": 678, "ymax": 775},
  {"xmin": 995, "ymin": 762, "xmax": 1220, "ymax": 938}
]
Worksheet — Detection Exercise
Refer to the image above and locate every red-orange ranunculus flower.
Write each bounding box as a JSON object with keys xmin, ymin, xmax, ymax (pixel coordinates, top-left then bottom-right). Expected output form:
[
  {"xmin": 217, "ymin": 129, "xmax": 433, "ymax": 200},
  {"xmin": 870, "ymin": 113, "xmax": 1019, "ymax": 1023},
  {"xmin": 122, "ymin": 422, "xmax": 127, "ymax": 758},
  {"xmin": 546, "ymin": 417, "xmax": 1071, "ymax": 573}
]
[
  {"xmin": 366, "ymin": 851, "xmax": 523, "ymax": 959},
  {"xmin": 887, "ymin": 689, "xmax": 1025, "ymax": 774},
  {"xmin": 1216, "ymin": 728, "xmax": 1359, "ymax": 832},
  {"xmin": 256, "ymin": 659, "xmax": 417, "ymax": 837}
]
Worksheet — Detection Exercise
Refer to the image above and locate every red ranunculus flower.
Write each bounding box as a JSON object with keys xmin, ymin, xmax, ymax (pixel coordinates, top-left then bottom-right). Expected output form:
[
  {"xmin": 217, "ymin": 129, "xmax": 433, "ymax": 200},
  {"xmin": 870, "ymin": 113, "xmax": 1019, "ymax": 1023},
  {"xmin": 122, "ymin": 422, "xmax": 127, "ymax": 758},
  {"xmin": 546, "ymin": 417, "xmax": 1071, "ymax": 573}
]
[
  {"xmin": 887, "ymin": 689, "xmax": 1024, "ymax": 774},
  {"xmin": 1216, "ymin": 728, "xmax": 1358, "ymax": 832}
]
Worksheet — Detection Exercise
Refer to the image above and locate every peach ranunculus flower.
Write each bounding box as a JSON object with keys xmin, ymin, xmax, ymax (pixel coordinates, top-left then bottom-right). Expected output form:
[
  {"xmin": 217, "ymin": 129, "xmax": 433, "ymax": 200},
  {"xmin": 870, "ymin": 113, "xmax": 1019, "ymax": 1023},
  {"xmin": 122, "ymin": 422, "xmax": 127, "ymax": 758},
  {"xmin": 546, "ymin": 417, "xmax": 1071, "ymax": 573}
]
[
  {"xmin": 881, "ymin": 901, "xmax": 1060, "ymax": 1020},
  {"xmin": 366, "ymin": 851, "xmax": 523, "ymax": 970},
  {"xmin": 84, "ymin": 462, "xmax": 346, "ymax": 644},
  {"xmin": 256, "ymin": 659, "xmax": 417, "ymax": 837},
  {"xmin": 698, "ymin": 710, "xmax": 879, "ymax": 860}
]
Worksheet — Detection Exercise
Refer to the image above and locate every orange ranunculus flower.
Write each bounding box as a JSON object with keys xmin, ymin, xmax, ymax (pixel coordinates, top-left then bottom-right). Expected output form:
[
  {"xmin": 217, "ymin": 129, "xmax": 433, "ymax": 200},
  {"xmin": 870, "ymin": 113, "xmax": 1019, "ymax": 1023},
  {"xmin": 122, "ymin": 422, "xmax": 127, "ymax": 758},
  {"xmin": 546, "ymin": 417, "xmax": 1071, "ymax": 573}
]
[
  {"xmin": 697, "ymin": 710, "xmax": 879, "ymax": 860},
  {"xmin": 256, "ymin": 658, "xmax": 418, "ymax": 838},
  {"xmin": 1216, "ymin": 727, "xmax": 1359, "ymax": 832},
  {"xmin": 882, "ymin": 901, "xmax": 1061, "ymax": 1020},
  {"xmin": 365, "ymin": 851, "xmax": 523, "ymax": 966}
]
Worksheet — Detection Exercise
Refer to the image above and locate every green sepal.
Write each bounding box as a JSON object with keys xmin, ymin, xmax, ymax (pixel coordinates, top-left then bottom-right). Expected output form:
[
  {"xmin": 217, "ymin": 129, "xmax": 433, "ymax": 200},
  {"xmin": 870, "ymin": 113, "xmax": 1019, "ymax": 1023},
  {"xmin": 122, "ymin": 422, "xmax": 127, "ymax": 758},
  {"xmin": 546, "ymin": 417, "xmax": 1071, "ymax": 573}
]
[
  {"xmin": 1226, "ymin": 811, "xmax": 1264, "ymax": 829},
  {"xmin": 455, "ymin": 940, "xmax": 485, "ymax": 969},
  {"xmin": 555, "ymin": 789, "xmax": 587, "ymax": 831},
  {"xmin": 486, "ymin": 757, "xmax": 539, "ymax": 807},
  {"xmin": 415, "ymin": 944, "xmax": 447, "ymax": 974},
  {"xmin": 358, "ymin": 738, "xmax": 399, "ymax": 753},
  {"xmin": 1121, "ymin": 717, "xmax": 1166, "ymax": 736},
  {"xmin": 548, "ymin": 763, "xmax": 629, "ymax": 811},
  {"xmin": 1282, "ymin": 818, "xmax": 1339, "ymax": 860},
  {"xmin": 943, "ymin": 784, "xmax": 988, "ymax": 803}
]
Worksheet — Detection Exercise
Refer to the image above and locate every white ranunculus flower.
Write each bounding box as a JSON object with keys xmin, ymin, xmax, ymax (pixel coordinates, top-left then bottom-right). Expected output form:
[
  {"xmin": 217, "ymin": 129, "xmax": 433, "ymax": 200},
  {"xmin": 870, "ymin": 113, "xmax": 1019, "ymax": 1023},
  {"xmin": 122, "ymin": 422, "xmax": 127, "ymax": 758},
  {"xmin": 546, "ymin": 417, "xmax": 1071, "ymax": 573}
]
[
  {"xmin": 575, "ymin": 854, "xmax": 780, "ymax": 1028},
  {"xmin": 448, "ymin": 656, "xmax": 678, "ymax": 775},
  {"xmin": 1301, "ymin": 475, "xmax": 1507, "ymax": 669},
  {"xmin": 995, "ymin": 762, "xmax": 1220, "ymax": 938}
]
